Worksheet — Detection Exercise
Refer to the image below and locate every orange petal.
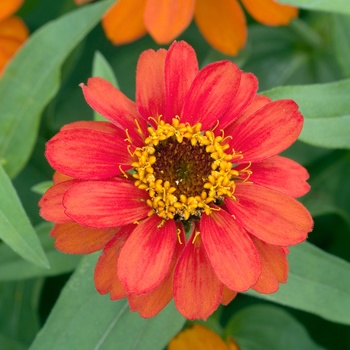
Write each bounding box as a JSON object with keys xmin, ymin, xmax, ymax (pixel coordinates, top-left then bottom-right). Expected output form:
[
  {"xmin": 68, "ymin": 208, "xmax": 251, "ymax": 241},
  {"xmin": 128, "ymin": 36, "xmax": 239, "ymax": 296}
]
[
  {"xmin": 251, "ymin": 236, "xmax": 288, "ymax": 293},
  {"xmin": 168, "ymin": 324, "xmax": 229, "ymax": 350},
  {"xmin": 0, "ymin": 16, "xmax": 28, "ymax": 41},
  {"xmin": 0, "ymin": 0, "xmax": 23, "ymax": 22},
  {"xmin": 241, "ymin": 0, "xmax": 298, "ymax": 26},
  {"xmin": 144, "ymin": 0, "xmax": 195, "ymax": 44},
  {"xmin": 94, "ymin": 225, "xmax": 135, "ymax": 298},
  {"xmin": 221, "ymin": 286, "xmax": 237, "ymax": 306},
  {"xmin": 50, "ymin": 222, "xmax": 116, "ymax": 254},
  {"xmin": 194, "ymin": 0, "xmax": 247, "ymax": 55},
  {"xmin": 53, "ymin": 171, "xmax": 74, "ymax": 185},
  {"xmin": 102, "ymin": 0, "xmax": 147, "ymax": 45}
]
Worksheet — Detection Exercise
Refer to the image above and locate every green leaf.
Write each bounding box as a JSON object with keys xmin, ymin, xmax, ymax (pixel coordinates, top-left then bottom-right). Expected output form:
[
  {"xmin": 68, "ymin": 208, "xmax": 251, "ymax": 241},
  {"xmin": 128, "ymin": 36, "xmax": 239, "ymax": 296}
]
[
  {"xmin": 92, "ymin": 51, "xmax": 119, "ymax": 121},
  {"xmin": 31, "ymin": 181, "xmax": 53, "ymax": 195},
  {"xmin": 0, "ymin": 334, "xmax": 26, "ymax": 350},
  {"xmin": 247, "ymin": 242, "xmax": 350, "ymax": 325},
  {"xmin": 331, "ymin": 14, "xmax": 350, "ymax": 78},
  {"xmin": 225, "ymin": 305, "xmax": 324, "ymax": 350},
  {"xmin": 30, "ymin": 254, "xmax": 185, "ymax": 350},
  {"xmin": 0, "ymin": 0, "xmax": 114, "ymax": 178},
  {"xmin": 0, "ymin": 165, "xmax": 49, "ymax": 269},
  {"xmin": 0, "ymin": 279, "xmax": 43, "ymax": 346},
  {"xmin": 278, "ymin": 0, "xmax": 350, "ymax": 15},
  {"xmin": 263, "ymin": 80, "xmax": 350, "ymax": 149},
  {"xmin": 0, "ymin": 222, "xmax": 80, "ymax": 281}
]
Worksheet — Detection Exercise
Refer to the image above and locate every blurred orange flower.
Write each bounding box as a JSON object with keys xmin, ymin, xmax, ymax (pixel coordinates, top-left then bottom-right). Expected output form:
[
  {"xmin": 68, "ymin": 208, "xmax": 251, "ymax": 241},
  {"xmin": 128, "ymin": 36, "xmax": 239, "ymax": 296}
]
[
  {"xmin": 0, "ymin": 0, "xmax": 28, "ymax": 75},
  {"xmin": 168, "ymin": 324, "xmax": 239, "ymax": 350},
  {"xmin": 75, "ymin": 0, "xmax": 298, "ymax": 55}
]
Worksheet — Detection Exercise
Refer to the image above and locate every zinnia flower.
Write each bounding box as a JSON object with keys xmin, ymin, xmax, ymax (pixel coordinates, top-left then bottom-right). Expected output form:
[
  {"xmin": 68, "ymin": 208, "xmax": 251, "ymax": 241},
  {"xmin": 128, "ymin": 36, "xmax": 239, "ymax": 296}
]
[
  {"xmin": 168, "ymin": 324, "xmax": 239, "ymax": 350},
  {"xmin": 39, "ymin": 41, "xmax": 313, "ymax": 320},
  {"xmin": 75, "ymin": 0, "xmax": 298, "ymax": 55},
  {"xmin": 0, "ymin": 0, "xmax": 29, "ymax": 75}
]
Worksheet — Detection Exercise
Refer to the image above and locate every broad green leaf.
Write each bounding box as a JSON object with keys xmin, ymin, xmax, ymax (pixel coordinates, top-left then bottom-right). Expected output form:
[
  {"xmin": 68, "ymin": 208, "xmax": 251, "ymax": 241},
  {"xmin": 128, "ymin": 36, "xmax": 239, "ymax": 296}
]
[
  {"xmin": 0, "ymin": 0, "xmax": 114, "ymax": 178},
  {"xmin": 0, "ymin": 165, "xmax": 49, "ymax": 269},
  {"xmin": 30, "ymin": 254, "xmax": 185, "ymax": 350},
  {"xmin": 225, "ymin": 305, "xmax": 324, "ymax": 350},
  {"xmin": 0, "ymin": 223, "xmax": 80, "ymax": 281},
  {"xmin": 92, "ymin": 51, "xmax": 119, "ymax": 121},
  {"xmin": 0, "ymin": 279, "xmax": 43, "ymax": 346},
  {"xmin": 31, "ymin": 181, "xmax": 53, "ymax": 195},
  {"xmin": 331, "ymin": 14, "xmax": 350, "ymax": 78},
  {"xmin": 247, "ymin": 242, "xmax": 350, "ymax": 325},
  {"xmin": 263, "ymin": 80, "xmax": 350, "ymax": 149},
  {"xmin": 278, "ymin": 0, "xmax": 350, "ymax": 15}
]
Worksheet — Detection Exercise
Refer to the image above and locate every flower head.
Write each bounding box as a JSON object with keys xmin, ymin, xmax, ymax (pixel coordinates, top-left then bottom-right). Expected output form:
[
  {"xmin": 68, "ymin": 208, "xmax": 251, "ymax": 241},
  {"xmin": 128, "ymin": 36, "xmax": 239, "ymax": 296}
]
[
  {"xmin": 39, "ymin": 41, "xmax": 313, "ymax": 320},
  {"xmin": 0, "ymin": 0, "xmax": 29, "ymax": 75},
  {"xmin": 168, "ymin": 324, "xmax": 239, "ymax": 350},
  {"xmin": 95, "ymin": 0, "xmax": 298, "ymax": 55}
]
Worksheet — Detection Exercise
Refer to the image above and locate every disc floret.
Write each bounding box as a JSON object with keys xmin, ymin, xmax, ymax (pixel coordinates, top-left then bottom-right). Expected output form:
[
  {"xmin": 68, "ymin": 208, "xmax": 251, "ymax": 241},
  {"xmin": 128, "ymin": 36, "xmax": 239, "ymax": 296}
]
[{"xmin": 132, "ymin": 118, "xmax": 238, "ymax": 221}]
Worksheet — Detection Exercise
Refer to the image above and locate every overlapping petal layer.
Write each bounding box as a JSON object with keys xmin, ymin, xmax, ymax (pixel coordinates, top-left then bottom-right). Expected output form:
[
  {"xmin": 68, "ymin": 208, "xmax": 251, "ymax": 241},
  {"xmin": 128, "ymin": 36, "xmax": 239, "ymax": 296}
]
[{"xmin": 42, "ymin": 41, "xmax": 312, "ymax": 321}]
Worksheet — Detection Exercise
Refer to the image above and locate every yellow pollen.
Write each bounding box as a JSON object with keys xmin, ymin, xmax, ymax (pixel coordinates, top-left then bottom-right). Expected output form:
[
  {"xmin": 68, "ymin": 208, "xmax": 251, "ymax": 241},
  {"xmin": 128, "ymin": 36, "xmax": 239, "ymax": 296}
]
[{"xmin": 132, "ymin": 118, "xmax": 239, "ymax": 221}]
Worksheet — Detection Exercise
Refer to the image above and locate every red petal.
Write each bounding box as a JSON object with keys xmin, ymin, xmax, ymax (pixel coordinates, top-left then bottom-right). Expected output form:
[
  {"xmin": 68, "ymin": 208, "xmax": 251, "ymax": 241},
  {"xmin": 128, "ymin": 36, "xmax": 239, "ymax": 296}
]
[
  {"xmin": 225, "ymin": 183, "xmax": 313, "ymax": 246},
  {"xmin": 46, "ymin": 127, "xmax": 133, "ymax": 180},
  {"xmin": 227, "ymin": 99, "xmax": 303, "ymax": 162},
  {"xmin": 53, "ymin": 171, "xmax": 73, "ymax": 185},
  {"xmin": 80, "ymin": 77, "xmax": 147, "ymax": 145},
  {"xmin": 250, "ymin": 236, "xmax": 288, "ymax": 294},
  {"xmin": 164, "ymin": 41, "xmax": 199, "ymax": 123},
  {"xmin": 237, "ymin": 155, "xmax": 310, "ymax": 198},
  {"xmin": 136, "ymin": 48, "xmax": 167, "ymax": 120},
  {"xmin": 94, "ymin": 225, "xmax": 135, "ymax": 298},
  {"xmin": 63, "ymin": 179, "xmax": 150, "ymax": 227},
  {"xmin": 221, "ymin": 286, "xmax": 237, "ymax": 305},
  {"xmin": 50, "ymin": 222, "xmax": 115, "ymax": 254},
  {"xmin": 219, "ymin": 72, "xmax": 258, "ymax": 130},
  {"xmin": 200, "ymin": 208, "xmax": 260, "ymax": 291},
  {"xmin": 128, "ymin": 226, "xmax": 185, "ymax": 318},
  {"xmin": 181, "ymin": 61, "xmax": 241, "ymax": 129},
  {"xmin": 39, "ymin": 180, "xmax": 78, "ymax": 223},
  {"xmin": 118, "ymin": 215, "xmax": 177, "ymax": 294},
  {"xmin": 174, "ymin": 233, "xmax": 223, "ymax": 320}
]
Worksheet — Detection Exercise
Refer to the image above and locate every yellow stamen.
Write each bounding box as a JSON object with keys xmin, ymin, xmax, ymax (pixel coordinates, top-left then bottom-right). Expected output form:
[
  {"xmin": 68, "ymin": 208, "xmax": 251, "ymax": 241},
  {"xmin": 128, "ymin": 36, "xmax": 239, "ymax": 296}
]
[
  {"xmin": 177, "ymin": 228, "xmax": 183, "ymax": 244},
  {"xmin": 118, "ymin": 165, "xmax": 128, "ymax": 179},
  {"xmin": 192, "ymin": 231, "xmax": 200, "ymax": 244}
]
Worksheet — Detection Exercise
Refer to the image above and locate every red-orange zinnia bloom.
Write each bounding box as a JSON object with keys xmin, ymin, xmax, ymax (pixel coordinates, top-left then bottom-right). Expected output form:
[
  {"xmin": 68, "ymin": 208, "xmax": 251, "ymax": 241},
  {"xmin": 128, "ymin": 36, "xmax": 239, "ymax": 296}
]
[
  {"xmin": 0, "ymin": 0, "xmax": 28, "ymax": 75},
  {"xmin": 91, "ymin": 0, "xmax": 298, "ymax": 55},
  {"xmin": 39, "ymin": 41, "xmax": 313, "ymax": 320}
]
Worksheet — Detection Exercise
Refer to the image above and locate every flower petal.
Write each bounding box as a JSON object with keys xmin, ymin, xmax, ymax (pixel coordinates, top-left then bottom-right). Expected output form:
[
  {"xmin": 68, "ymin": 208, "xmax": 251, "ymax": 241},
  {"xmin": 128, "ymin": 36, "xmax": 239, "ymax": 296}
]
[
  {"xmin": 39, "ymin": 180, "xmax": 78, "ymax": 223},
  {"xmin": 136, "ymin": 48, "xmax": 167, "ymax": 120},
  {"xmin": 221, "ymin": 286, "xmax": 237, "ymax": 306},
  {"xmin": 50, "ymin": 222, "xmax": 115, "ymax": 254},
  {"xmin": 174, "ymin": 233, "xmax": 223, "ymax": 320},
  {"xmin": 118, "ymin": 215, "xmax": 177, "ymax": 294},
  {"xmin": 237, "ymin": 155, "xmax": 310, "ymax": 198},
  {"xmin": 241, "ymin": 0, "xmax": 298, "ymax": 26},
  {"xmin": 225, "ymin": 183, "xmax": 313, "ymax": 246},
  {"xmin": 128, "ymin": 227, "xmax": 185, "ymax": 318},
  {"xmin": 219, "ymin": 72, "xmax": 258, "ymax": 130},
  {"xmin": 94, "ymin": 225, "xmax": 135, "ymax": 298},
  {"xmin": 80, "ymin": 77, "xmax": 147, "ymax": 145},
  {"xmin": 200, "ymin": 208, "xmax": 260, "ymax": 291},
  {"xmin": 144, "ymin": 0, "xmax": 195, "ymax": 44},
  {"xmin": 227, "ymin": 99, "xmax": 303, "ymax": 162},
  {"xmin": 0, "ymin": 0, "xmax": 23, "ymax": 21},
  {"xmin": 181, "ymin": 61, "xmax": 241, "ymax": 129},
  {"xmin": 46, "ymin": 126, "xmax": 132, "ymax": 180},
  {"xmin": 250, "ymin": 236, "xmax": 288, "ymax": 294},
  {"xmin": 168, "ymin": 324, "xmax": 229, "ymax": 350},
  {"xmin": 194, "ymin": 0, "xmax": 246, "ymax": 55},
  {"xmin": 102, "ymin": 0, "xmax": 147, "ymax": 45},
  {"xmin": 164, "ymin": 41, "xmax": 199, "ymax": 123},
  {"xmin": 63, "ymin": 179, "xmax": 150, "ymax": 227}
]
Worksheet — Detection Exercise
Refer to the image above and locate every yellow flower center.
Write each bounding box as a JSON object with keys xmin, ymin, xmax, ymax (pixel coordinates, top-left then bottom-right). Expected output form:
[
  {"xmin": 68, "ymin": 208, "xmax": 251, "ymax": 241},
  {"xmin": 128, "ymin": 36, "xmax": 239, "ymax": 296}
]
[{"xmin": 132, "ymin": 118, "xmax": 239, "ymax": 221}]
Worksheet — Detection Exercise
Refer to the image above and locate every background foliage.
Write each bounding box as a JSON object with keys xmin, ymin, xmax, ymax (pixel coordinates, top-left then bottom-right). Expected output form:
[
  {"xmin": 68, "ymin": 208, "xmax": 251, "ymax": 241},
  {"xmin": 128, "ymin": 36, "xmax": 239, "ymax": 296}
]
[{"xmin": 1, "ymin": 0, "xmax": 350, "ymax": 349}]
